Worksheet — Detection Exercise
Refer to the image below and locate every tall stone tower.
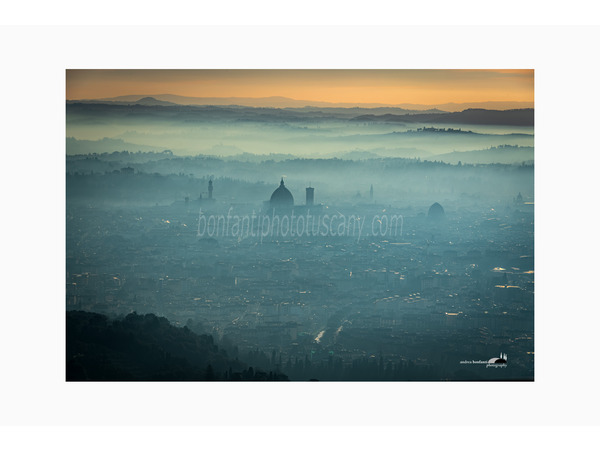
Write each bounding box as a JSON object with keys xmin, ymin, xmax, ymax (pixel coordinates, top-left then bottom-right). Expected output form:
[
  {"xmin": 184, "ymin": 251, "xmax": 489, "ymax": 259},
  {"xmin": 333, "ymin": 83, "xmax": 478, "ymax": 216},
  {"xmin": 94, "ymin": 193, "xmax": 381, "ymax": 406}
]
[{"xmin": 306, "ymin": 186, "xmax": 314, "ymax": 207}]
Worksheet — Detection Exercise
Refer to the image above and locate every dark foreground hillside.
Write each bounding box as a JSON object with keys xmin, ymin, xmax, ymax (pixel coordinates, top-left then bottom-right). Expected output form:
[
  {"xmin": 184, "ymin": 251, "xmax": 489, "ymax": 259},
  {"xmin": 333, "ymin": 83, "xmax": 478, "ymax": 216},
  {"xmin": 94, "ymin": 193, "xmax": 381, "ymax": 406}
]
[{"xmin": 66, "ymin": 311, "xmax": 288, "ymax": 381}]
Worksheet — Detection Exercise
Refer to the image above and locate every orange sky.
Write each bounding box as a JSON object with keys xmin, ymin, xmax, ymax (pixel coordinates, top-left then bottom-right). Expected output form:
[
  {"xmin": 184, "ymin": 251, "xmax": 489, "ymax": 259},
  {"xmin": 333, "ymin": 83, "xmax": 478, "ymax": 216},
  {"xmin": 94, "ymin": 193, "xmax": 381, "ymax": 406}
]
[{"xmin": 66, "ymin": 69, "xmax": 533, "ymax": 106}]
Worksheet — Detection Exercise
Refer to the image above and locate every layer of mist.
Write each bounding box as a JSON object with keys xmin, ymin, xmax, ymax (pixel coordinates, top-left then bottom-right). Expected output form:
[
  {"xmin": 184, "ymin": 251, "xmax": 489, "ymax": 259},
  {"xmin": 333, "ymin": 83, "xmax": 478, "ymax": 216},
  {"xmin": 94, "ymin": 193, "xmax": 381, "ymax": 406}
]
[
  {"xmin": 66, "ymin": 100, "xmax": 534, "ymax": 381},
  {"xmin": 66, "ymin": 102, "xmax": 534, "ymax": 163}
]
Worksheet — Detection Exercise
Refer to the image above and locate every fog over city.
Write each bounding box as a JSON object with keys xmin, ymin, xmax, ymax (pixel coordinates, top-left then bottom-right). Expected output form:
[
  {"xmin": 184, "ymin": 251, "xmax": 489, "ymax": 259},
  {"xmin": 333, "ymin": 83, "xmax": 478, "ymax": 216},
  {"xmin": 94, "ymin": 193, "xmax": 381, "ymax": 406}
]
[{"xmin": 66, "ymin": 79, "xmax": 534, "ymax": 381}]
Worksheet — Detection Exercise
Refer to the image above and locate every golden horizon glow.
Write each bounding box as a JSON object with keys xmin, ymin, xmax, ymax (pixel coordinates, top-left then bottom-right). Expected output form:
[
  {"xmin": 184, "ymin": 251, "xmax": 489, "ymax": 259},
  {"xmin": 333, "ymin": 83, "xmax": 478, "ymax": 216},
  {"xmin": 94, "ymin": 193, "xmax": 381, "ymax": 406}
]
[{"xmin": 66, "ymin": 69, "xmax": 534, "ymax": 106}]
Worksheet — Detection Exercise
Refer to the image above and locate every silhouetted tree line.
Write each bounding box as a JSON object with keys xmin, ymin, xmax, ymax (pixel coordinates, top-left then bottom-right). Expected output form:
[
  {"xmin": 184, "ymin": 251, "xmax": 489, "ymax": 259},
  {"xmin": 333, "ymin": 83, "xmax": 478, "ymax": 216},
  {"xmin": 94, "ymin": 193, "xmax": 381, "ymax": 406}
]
[{"xmin": 66, "ymin": 311, "xmax": 288, "ymax": 381}]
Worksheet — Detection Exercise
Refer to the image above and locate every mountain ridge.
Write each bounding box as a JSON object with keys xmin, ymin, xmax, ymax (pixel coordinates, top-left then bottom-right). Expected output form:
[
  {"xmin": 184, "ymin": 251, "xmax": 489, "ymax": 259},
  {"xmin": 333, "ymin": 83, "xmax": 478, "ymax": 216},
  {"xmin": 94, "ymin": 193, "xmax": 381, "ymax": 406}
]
[{"xmin": 67, "ymin": 94, "xmax": 534, "ymax": 112}]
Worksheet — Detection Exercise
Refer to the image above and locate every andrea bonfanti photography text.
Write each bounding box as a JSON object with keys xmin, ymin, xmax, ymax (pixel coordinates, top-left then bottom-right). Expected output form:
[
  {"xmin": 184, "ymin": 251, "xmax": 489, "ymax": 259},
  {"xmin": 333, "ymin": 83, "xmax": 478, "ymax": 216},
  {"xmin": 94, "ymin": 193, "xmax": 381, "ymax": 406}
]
[{"xmin": 460, "ymin": 353, "xmax": 509, "ymax": 369}]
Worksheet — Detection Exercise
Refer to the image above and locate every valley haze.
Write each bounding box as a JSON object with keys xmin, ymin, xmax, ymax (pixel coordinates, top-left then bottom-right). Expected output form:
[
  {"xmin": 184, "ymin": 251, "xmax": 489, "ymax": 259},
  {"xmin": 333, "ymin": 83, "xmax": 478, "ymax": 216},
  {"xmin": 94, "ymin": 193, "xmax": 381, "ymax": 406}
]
[{"xmin": 66, "ymin": 70, "xmax": 534, "ymax": 382}]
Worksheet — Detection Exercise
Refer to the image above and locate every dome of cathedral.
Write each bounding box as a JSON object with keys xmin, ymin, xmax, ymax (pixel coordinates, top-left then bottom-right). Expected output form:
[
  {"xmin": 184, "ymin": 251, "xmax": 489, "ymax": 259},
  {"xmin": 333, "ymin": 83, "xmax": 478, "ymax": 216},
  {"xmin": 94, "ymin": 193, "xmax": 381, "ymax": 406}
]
[
  {"xmin": 270, "ymin": 178, "xmax": 294, "ymax": 208},
  {"xmin": 428, "ymin": 202, "xmax": 445, "ymax": 219}
]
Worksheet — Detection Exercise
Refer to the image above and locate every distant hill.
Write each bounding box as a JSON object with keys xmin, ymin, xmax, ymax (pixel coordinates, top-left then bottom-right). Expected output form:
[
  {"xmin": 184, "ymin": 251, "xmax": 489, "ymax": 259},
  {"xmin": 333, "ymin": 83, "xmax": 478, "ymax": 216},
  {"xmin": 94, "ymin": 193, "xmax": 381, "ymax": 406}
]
[
  {"xmin": 67, "ymin": 102, "xmax": 534, "ymax": 127},
  {"xmin": 352, "ymin": 108, "xmax": 534, "ymax": 127},
  {"xmin": 69, "ymin": 94, "xmax": 533, "ymax": 111},
  {"xmin": 66, "ymin": 137, "xmax": 165, "ymax": 155},
  {"xmin": 66, "ymin": 310, "xmax": 288, "ymax": 381},
  {"xmin": 65, "ymin": 101, "xmax": 433, "ymax": 123},
  {"xmin": 330, "ymin": 147, "xmax": 433, "ymax": 159},
  {"xmin": 409, "ymin": 101, "xmax": 533, "ymax": 112},
  {"xmin": 67, "ymin": 99, "xmax": 441, "ymax": 117},
  {"xmin": 425, "ymin": 145, "xmax": 534, "ymax": 164},
  {"xmin": 282, "ymin": 106, "xmax": 444, "ymax": 116},
  {"xmin": 135, "ymin": 96, "xmax": 178, "ymax": 106}
]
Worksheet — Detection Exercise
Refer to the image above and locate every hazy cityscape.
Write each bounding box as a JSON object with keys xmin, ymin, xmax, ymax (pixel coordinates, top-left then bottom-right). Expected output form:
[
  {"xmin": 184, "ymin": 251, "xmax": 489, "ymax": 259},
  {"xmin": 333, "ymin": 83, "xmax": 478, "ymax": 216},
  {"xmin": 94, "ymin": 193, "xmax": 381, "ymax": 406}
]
[{"xmin": 66, "ymin": 70, "xmax": 534, "ymax": 381}]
